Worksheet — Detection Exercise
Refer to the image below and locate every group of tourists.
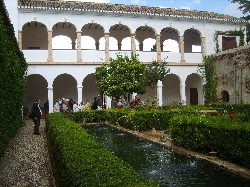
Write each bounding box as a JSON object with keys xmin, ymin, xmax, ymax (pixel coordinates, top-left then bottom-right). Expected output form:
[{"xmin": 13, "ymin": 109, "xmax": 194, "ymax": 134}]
[
  {"xmin": 51, "ymin": 94, "xmax": 141, "ymax": 112},
  {"xmin": 53, "ymin": 97, "xmax": 91, "ymax": 113},
  {"xmin": 111, "ymin": 95, "xmax": 141, "ymax": 109}
]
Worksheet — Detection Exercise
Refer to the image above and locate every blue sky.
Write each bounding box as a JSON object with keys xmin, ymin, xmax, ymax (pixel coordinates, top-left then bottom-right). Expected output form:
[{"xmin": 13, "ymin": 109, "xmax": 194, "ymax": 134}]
[{"xmin": 67, "ymin": 0, "xmax": 244, "ymax": 18}]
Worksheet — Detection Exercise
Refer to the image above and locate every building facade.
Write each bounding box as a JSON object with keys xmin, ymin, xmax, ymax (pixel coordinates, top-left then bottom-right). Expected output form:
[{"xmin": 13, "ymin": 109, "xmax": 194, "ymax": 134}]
[{"xmin": 3, "ymin": 0, "xmax": 248, "ymax": 112}]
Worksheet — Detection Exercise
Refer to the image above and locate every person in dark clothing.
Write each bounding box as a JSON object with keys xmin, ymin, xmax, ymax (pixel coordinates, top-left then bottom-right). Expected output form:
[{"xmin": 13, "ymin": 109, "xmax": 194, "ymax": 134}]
[
  {"xmin": 44, "ymin": 100, "xmax": 49, "ymax": 116},
  {"xmin": 96, "ymin": 95, "xmax": 102, "ymax": 110},
  {"xmin": 91, "ymin": 97, "xmax": 97, "ymax": 110},
  {"xmin": 32, "ymin": 99, "xmax": 42, "ymax": 135}
]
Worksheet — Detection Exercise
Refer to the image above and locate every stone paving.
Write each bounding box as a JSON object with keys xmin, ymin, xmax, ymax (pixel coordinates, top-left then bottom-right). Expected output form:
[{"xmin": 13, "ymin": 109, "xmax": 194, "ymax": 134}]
[{"xmin": 0, "ymin": 119, "xmax": 55, "ymax": 187}]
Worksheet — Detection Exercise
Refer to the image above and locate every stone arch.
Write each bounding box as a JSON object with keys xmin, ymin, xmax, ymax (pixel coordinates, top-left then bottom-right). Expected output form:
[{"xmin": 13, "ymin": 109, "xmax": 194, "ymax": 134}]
[
  {"xmin": 109, "ymin": 24, "xmax": 131, "ymax": 51},
  {"xmin": 53, "ymin": 74, "xmax": 77, "ymax": 102},
  {"xmin": 52, "ymin": 22, "xmax": 77, "ymax": 49},
  {"xmin": 163, "ymin": 74, "xmax": 181, "ymax": 105},
  {"xmin": 135, "ymin": 26, "xmax": 156, "ymax": 51},
  {"xmin": 81, "ymin": 23, "xmax": 104, "ymax": 50},
  {"xmin": 82, "ymin": 74, "xmax": 99, "ymax": 103},
  {"xmin": 221, "ymin": 90, "xmax": 229, "ymax": 102},
  {"xmin": 160, "ymin": 27, "xmax": 179, "ymax": 52},
  {"xmin": 184, "ymin": 29, "xmax": 201, "ymax": 53},
  {"xmin": 185, "ymin": 73, "xmax": 203, "ymax": 105},
  {"xmin": 22, "ymin": 21, "xmax": 48, "ymax": 50},
  {"xmin": 24, "ymin": 74, "xmax": 48, "ymax": 111}
]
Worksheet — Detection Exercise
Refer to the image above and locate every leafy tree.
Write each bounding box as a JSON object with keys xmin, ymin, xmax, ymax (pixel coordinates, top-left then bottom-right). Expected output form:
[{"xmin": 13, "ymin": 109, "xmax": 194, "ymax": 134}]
[
  {"xmin": 230, "ymin": 0, "xmax": 250, "ymax": 43},
  {"xmin": 95, "ymin": 52, "xmax": 147, "ymax": 97},
  {"xmin": 144, "ymin": 59, "xmax": 170, "ymax": 90}
]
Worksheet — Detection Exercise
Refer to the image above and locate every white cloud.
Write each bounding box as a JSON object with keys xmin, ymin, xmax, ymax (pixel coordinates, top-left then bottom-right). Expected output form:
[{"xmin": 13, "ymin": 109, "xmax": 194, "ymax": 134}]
[
  {"xmin": 130, "ymin": 0, "xmax": 146, "ymax": 4},
  {"xmin": 223, "ymin": 2, "xmax": 243, "ymax": 17},
  {"xmin": 180, "ymin": 6, "xmax": 190, "ymax": 10},
  {"xmin": 193, "ymin": 0, "xmax": 201, "ymax": 4}
]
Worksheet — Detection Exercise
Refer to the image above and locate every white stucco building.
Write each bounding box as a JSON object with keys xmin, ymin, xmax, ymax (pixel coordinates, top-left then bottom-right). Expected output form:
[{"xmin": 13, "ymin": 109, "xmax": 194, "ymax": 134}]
[{"xmin": 3, "ymin": 0, "xmax": 248, "ymax": 112}]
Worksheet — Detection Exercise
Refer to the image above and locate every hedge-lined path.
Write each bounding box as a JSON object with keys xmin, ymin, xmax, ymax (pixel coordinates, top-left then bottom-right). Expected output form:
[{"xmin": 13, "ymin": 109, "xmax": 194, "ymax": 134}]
[
  {"xmin": 0, "ymin": 118, "xmax": 250, "ymax": 187},
  {"xmin": 0, "ymin": 119, "xmax": 55, "ymax": 187}
]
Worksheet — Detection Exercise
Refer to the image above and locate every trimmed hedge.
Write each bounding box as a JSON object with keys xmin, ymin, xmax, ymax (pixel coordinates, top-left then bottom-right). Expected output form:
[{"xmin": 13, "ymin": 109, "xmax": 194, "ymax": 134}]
[
  {"xmin": 0, "ymin": 2, "xmax": 27, "ymax": 158},
  {"xmin": 170, "ymin": 113, "xmax": 250, "ymax": 169},
  {"xmin": 46, "ymin": 113, "xmax": 158, "ymax": 187}
]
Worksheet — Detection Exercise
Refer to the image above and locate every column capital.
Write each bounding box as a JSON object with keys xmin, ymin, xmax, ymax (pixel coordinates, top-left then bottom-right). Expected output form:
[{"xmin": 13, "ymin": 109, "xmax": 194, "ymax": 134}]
[
  {"xmin": 155, "ymin": 34, "xmax": 161, "ymax": 37},
  {"xmin": 47, "ymin": 87, "xmax": 53, "ymax": 90},
  {"xmin": 76, "ymin": 30, "xmax": 82, "ymax": 33},
  {"xmin": 77, "ymin": 86, "xmax": 83, "ymax": 89},
  {"xmin": 104, "ymin": 32, "xmax": 110, "ymax": 35},
  {"xmin": 47, "ymin": 30, "xmax": 53, "ymax": 32},
  {"xmin": 131, "ymin": 33, "xmax": 136, "ymax": 36}
]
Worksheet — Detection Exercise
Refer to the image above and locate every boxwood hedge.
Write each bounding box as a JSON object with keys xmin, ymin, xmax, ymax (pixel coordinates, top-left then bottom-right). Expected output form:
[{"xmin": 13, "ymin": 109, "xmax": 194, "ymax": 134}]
[{"xmin": 46, "ymin": 113, "xmax": 158, "ymax": 187}]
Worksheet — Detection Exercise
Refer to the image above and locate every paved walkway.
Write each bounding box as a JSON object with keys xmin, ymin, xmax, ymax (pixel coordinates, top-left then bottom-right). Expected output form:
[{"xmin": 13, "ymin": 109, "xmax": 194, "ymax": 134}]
[{"xmin": 0, "ymin": 119, "xmax": 55, "ymax": 187}]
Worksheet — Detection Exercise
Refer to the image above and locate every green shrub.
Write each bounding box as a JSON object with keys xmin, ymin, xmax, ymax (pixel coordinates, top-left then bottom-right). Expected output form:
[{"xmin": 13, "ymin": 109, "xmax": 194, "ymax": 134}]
[
  {"xmin": 170, "ymin": 113, "xmax": 250, "ymax": 169},
  {"xmin": 46, "ymin": 113, "xmax": 158, "ymax": 187},
  {"xmin": 0, "ymin": 7, "xmax": 27, "ymax": 158}
]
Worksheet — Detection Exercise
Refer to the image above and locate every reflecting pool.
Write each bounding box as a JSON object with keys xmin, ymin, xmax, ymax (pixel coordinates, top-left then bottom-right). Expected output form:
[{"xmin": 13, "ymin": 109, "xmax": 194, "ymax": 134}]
[{"xmin": 83, "ymin": 124, "xmax": 250, "ymax": 187}]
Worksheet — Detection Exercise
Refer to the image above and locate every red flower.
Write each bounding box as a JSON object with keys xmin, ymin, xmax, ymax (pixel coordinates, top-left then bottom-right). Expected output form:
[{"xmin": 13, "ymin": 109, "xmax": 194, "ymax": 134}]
[{"xmin": 229, "ymin": 113, "xmax": 235, "ymax": 119}]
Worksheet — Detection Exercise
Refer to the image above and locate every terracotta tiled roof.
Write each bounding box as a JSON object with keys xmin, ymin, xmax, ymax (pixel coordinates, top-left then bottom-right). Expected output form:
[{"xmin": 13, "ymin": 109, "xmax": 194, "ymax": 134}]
[{"xmin": 18, "ymin": 0, "xmax": 247, "ymax": 23}]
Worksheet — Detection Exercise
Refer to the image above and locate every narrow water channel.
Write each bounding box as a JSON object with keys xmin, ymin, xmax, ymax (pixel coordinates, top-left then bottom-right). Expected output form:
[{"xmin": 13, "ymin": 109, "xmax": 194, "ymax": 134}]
[{"xmin": 83, "ymin": 124, "xmax": 250, "ymax": 187}]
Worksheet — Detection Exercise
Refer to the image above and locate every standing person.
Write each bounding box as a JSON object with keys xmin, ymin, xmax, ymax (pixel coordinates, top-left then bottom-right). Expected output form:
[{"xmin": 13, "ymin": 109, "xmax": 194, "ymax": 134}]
[
  {"xmin": 85, "ymin": 99, "xmax": 90, "ymax": 110},
  {"xmin": 121, "ymin": 96, "xmax": 127, "ymax": 108},
  {"xmin": 135, "ymin": 95, "xmax": 140, "ymax": 106},
  {"xmin": 54, "ymin": 98, "xmax": 60, "ymax": 112},
  {"xmin": 32, "ymin": 99, "xmax": 42, "ymax": 135},
  {"xmin": 117, "ymin": 96, "xmax": 123, "ymax": 109},
  {"xmin": 111, "ymin": 97, "xmax": 117, "ymax": 108},
  {"xmin": 91, "ymin": 97, "xmax": 97, "ymax": 110},
  {"xmin": 44, "ymin": 100, "xmax": 49, "ymax": 116},
  {"xmin": 73, "ymin": 101, "xmax": 79, "ymax": 112},
  {"xmin": 96, "ymin": 95, "xmax": 102, "ymax": 110}
]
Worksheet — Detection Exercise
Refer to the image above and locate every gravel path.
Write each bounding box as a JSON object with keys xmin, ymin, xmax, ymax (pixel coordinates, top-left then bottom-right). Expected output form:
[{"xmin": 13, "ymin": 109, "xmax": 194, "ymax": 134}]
[{"xmin": 0, "ymin": 119, "xmax": 55, "ymax": 187}]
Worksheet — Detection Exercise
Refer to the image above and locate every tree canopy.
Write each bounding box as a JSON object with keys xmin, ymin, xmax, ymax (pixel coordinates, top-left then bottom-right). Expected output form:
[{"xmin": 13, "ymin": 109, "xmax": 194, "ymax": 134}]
[
  {"xmin": 144, "ymin": 60, "xmax": 170, "ymax": 89},
  {"xmin": 95, "ymin": 52, "xmax": 147, "ymax": 97},
  {"xmin": 95, "ymin": 52, "xmax": 170, "ymax": 97}
]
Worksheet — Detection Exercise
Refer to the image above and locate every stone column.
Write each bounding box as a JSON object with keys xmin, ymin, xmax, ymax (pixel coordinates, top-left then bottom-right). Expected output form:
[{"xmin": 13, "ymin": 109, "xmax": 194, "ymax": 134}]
[
  {"xmin": 95, "ymin": 42, "xmax": 99, "ymax": 50},
  {"xmin": 131, "ymin": 33, "xmax": 136, "ymax": 53},
  {"xmin": 180, "ymin": 84, "xmax": 186, "ymax": 105},
  {"xmin": 77, "ymin": 31, "xmax": 82, "ymax": 62},
  {"xmin": 104, "ymin": 32, "xmax": 110, "ymax": 62},
  {"xmin": 77, "ymin": 86, "xmax": 83, "ymax": 103},
  {"xmin": 18, "ymin": 30, "xmax": 22, "ymax": 51},
  {"xmin": 157, "ymin": 80, "xmax": 163, "ymax": 106},
  {"xmin": 105, "ymin": 95, "xmax": 111, "ymax": 109},
  {"xmin": 201, "ymin": 37, "xmax": 206, "ymax": 56},
  {"xmin": 179, "ymin": 36, "xmax": 185, "ymax": 64},
  {"xmin": 47, "ymin": 87, "xmax": 53, "ymax": 113},
  {"xmin": 118, "ymin": 42, "xmax": 122, "ymax": 51},
  {"xmin": 132, "ymin": 93, "xmax": 137, "ymax": 101},
  {"xmin": 47, "ymin": 30, "xmax": 53, "ymax": 62},
  {"xmin": 156, "ymin": 34, "xmax": 161, "ymax": 62}
]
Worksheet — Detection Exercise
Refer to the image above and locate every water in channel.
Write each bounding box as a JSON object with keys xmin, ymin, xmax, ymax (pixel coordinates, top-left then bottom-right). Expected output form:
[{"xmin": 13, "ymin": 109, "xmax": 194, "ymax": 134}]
[{"xmin": 82, "ymin": 124, "xmax": 250, "ymax": 187}]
